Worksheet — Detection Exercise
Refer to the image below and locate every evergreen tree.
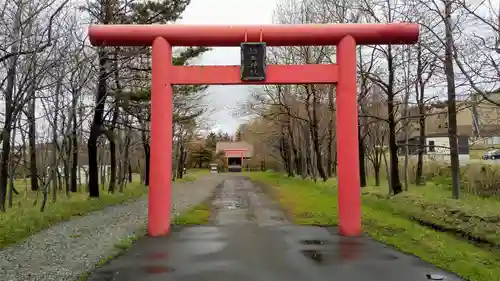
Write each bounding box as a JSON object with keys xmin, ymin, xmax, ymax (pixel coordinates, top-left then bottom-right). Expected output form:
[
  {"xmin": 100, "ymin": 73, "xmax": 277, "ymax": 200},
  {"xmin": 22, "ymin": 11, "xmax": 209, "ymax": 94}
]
[
  {"xmin": 205, "ymin": 132, "xmax": 217, "ymax": 151},
  {"xmin": 86, "ymin": 0, "xmax": 207, "ymax": 195},
  {"xmin": 235, "ymin": 130, "xmax": 242, "ymax": 141}
]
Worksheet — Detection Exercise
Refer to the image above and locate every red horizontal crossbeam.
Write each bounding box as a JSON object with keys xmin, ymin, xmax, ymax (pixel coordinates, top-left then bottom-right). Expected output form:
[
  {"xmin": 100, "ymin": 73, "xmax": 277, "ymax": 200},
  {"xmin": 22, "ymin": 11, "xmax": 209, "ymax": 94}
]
[
  {"xmin": 224, "ymin": 149, "xmax": 246, "ymax": 155},
  {"xmin": 170, "ymin": 64, "xmax": 338, "ymax": 85},
  {"xmin": 88, "ymin": 23, "xmax": 419, "ymax": 47}
]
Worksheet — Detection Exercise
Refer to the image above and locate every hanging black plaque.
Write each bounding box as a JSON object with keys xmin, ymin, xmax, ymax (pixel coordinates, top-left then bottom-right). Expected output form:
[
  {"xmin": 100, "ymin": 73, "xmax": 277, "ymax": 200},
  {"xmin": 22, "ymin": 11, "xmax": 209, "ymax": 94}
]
[{"xmin": 240, "ymin": 42, "xmax": 266, "ymax": 81}]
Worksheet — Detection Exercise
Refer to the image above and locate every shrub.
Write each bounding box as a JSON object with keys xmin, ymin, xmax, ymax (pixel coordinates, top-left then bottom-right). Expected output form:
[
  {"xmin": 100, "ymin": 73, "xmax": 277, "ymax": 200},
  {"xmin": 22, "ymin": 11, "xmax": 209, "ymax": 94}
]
[
  {"xmin": 364, "ymin": 157, "xmax": 500, "ymax": 198},
  {"xmin": 402, "ymin": 159, "xmax": 500, "ymax": 198},
  {"xmin": 464, "ymin": 164, "xmax": 500, "ymax": 197}
]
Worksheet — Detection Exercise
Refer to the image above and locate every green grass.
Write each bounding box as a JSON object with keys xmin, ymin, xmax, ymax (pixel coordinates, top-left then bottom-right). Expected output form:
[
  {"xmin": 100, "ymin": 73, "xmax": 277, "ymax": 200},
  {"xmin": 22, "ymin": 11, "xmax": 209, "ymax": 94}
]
[
  {"xmin": 248, "ymin": 172, "xmax": 500, "ymax": 281},
  {"xmin": 175, "ymin": 169, "xmax": 210, "ymax": 183},
  {"xmin": 176, "ymin": 175, "xmax": 197, "ymax": 182},
  {"xmin": 172, "ymin": 203, "xmax": 211, "ymax": 225},
  {"xmin": 469, "ymin": 150, "xmax": 484, "ymax": 159},
  {"xmin": 362, "ymin": 181, "xmax": 500, "ymax": 247},
  {"xmin": 0, "ymin": 181, "xmax": 148, "ymax": 248},
  {"xmin": 1, "ymin": 170, "xmax": 213, "ymax": 249},
  {"xmin": 114, "ymin": 233, "xmax": 142, "ymax": 250}
]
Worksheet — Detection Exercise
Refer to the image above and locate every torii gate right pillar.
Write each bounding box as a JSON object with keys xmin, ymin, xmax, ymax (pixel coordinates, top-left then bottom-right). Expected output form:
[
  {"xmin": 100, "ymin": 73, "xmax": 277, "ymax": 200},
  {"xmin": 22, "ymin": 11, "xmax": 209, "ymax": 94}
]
[{"xmin": 336, "ymin": 35, "xmax": 360, "ymax": 236}]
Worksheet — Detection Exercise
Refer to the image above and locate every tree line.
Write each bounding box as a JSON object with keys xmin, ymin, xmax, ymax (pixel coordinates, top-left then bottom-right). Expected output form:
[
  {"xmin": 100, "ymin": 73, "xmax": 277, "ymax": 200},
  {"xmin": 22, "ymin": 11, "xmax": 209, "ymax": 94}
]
[
  {"xmin": 1, "ymin": 0, "xmax": 499, "ymax": 213},
  {"xmin": 237, "ymin": 0, "xmax": 500, "ymax": 199},
  {"xmin": 0, "ymin": 0, "xmax": 210, "ymax": 211}
]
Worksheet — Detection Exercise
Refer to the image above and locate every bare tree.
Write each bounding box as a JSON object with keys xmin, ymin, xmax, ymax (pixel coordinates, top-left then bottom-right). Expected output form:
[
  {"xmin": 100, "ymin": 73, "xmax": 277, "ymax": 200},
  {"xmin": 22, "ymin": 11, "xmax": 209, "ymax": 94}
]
[{"xmin": 0, "ymin": 0, "xmax": 70, "ymax": 211}]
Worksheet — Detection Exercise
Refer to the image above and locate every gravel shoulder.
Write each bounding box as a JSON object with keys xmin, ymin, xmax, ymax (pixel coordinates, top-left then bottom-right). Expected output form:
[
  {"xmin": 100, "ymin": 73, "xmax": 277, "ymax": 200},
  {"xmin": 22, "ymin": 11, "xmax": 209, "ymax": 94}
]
[{"xmin": 0, "ymin": 174, "xmax": 225, "ymax": 281}]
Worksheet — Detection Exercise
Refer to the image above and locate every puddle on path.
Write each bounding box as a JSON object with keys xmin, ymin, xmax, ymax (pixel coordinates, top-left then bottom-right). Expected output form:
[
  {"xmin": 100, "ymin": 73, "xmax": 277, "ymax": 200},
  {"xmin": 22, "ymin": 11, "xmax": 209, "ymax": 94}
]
[
  {"xmin": 300, "ymin": 238, "xmax": 399, "ymax": 264},
  {"xmin": 301, "ymin": 249, "xmax": 325, "ymax": 263},
  {"xmin": 147, "ymin": 252, "xmax": 168, "ymax": 260},
  {"xmin": 143, "ymin": 265, "xmax": 175, "ymax": 274},
  {"xmin": 301, "ymin": 239, "xmax": 328, "ymax": 245}
]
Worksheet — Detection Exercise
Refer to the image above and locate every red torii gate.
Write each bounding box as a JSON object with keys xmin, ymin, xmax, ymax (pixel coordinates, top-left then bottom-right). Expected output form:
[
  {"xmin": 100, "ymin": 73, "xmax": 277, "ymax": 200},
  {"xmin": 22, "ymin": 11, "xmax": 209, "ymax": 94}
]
[
  {"xmin": 88, "ymin": 23, "xmax": 419, "ymax": 238},
  {"xmin": 224, "ymin": 148, "xmax": 247, "ymax": 171}
]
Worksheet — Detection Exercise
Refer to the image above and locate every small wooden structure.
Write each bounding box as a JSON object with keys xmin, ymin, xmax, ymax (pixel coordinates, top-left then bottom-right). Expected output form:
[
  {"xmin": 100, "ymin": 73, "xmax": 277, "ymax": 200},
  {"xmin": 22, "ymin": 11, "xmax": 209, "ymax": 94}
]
[{"xmin": 216, "ymin": 141, "xmax": 254, "ymax": 172}]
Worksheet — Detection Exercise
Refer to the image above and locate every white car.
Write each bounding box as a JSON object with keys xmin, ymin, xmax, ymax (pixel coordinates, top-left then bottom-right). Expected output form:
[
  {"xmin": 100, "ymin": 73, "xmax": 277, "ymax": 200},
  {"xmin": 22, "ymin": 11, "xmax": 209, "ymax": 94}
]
[
  {"xmin": 209, "ymin": 163, "xmax": 218, "ymax": 174},
  {"xmin": 483, "ymin": 149, "xmax": 500, "ymax": 160}
]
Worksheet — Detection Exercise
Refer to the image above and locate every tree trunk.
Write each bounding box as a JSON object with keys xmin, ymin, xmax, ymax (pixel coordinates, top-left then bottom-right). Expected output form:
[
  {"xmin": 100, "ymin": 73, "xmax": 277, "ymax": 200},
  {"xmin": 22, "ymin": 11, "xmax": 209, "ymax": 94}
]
[
  {"xmin": 286, "ymin": 121, "xmax": 296, "ymax": 176},
  {"xmin": 444, "ymin": 0, "xmax": 460, "ymax": 199},
  {"xmin": 57, "ymin": 170, "xmax": 63, "ymax": 193},
  {"xmin": 128, "ymin": 163, "xmax": 132, "ymax": 183},
  {"xmin": 304, "ymin": 124, "xmax": 316, "ymax": 180},
  {"xmin": 52, "ymin": 76, "xmax": 62, "ymax": 203},
  {"xmin": 374, "ymin": 161, "xmax": 381, "ymax": 186},
  {"xmin": 107, "ymin": 104, "xmax": 119, "ymax": 193},
  {"xmin": 1, "ymin": 107, "xmax": 13, "ymax": 211},
  {"xmin": 87, "ymin": 112, "xmax": 101, "ymax": 196},
  {"xmin": 99, "ymin": 146, "xmax": 106, "ymax": 186},
  {"xmin": 87, "ymin": 49, "xmax": 107, "ymax": 198},
  {"xmin": 70, "ymin": 91, "xmax": 78, "ymax": 192},
  {"xmin": 287, "ymin": 118, "xmax": 300, "ymax": 176},
  {"xmin": 310, "ymin": 87, "xmax": 327, "ymax": 181},
  {"xmin": 8, "ymin": 122, "xmax": 18, "ymax": 208},
  {"xmin": 358, "ymin": 121, "xmax": 366, "ymax": 187},
  {"xmin": 403, "ymin": 74, "xmax": 411, "ymax": 192},
  {"xmin": 119, "ymin": 127, "xmax": 131, "ymax": 191},
  {"xmin": 297, "ymin": 122, "xmax": 307, "ymax": 178},
  {"xmin": 415, "ymin": 46, "xmax": 427, "ymax": 186},
  {"xmin": 383, "ymin": 149, "xmax": 392, "ymax": 194},
  {"xmin": 63, "ymin": 157, "xmax": 70, "ymax": 195},
  {"xmin": 19, "ymin": 118, "xmax": 29, "ymax": 193},
  {"xmin": 279, "ymin": 126, "xmax": 292, "ymax": 177},
  {"xmin": 28, "ymin": 71, "xmax": 38, "ymax": 192},
  {"xmin": 108, "ymin": 50, "xmax": 122, "ymax": 193},
  {"xmin": 284, "ymin": 123, "xmax": 293, "ymax": 177},
  {"xmin": 327, "ymin": 86, "xmax": 335, "ymax": 178},
  {"xmin": 143, "ymin": 141, "xmax": 150, "ymax": 186},
  {"xmin": 0, "ymin": 4, "xmax": 22, "ymax": 211},
  {"xmin": 332, "ymin": 149, "xmax": 337, "ymax": 176},
  {"xmin": 108, "ymin": 138, "xmax": 116, "ymax": 193},
  {"xmin": 387, "ymin": 44, "xmax": 403, "ymax": 195},
  {"xmin": 416, "ymin": 125, "xmax": 425, "ymax": 185},
  {"xmin": 388, "ymin": 120, "xmax": 402, "ymax": 194},
  {"xmin": 40, "ymin": 170, "xmax": 53, "ymax": 212},
  {"xmin": 62, "ymin": 110, "xmax": 71, "ymax": 196},
  {"xmin": 177, "ymin": 141, "xmax": 185, "ymax": 179}
]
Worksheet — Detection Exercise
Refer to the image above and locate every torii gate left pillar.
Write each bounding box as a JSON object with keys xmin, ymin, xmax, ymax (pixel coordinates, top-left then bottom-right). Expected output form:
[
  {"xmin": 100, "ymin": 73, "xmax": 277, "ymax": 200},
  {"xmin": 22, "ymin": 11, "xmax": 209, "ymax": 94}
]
[{"xmin": 88, "ymin": 23, "xmax": 419, "ymax": 238}]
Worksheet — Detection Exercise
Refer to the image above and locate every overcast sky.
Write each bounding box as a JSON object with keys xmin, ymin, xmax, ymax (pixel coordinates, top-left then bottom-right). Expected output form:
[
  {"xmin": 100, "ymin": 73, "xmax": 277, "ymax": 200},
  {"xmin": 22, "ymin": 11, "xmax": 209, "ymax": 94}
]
[{"xmin": 177, "ymin": 0, "xmax": 278, "ymax": 134}]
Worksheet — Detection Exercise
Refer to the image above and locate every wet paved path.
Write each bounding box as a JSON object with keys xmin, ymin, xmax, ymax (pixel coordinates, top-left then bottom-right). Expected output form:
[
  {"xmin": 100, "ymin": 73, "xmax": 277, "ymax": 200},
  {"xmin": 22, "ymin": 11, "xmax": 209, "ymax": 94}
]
[{"xmin": 86, "ymin": 176, "xmax": 464, "ymax": 281}]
